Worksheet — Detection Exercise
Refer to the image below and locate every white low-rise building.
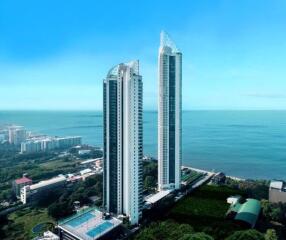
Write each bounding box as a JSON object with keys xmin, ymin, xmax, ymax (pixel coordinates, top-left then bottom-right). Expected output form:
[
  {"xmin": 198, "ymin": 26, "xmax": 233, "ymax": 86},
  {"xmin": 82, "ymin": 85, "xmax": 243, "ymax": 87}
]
[
  {"xmin": 21, "ymin": 136, "xmax": 82, "ymax": 153},
  {"xmin": 80, "ymin": 168, "xmax": 92, "ymax": 176},
  {"xmin": 269, "ymin": 180, "xmax": 286, "ymax": 203},
  {"xmin": 21, "ymin": 175, "xmax": 67, "ymax": 204}
]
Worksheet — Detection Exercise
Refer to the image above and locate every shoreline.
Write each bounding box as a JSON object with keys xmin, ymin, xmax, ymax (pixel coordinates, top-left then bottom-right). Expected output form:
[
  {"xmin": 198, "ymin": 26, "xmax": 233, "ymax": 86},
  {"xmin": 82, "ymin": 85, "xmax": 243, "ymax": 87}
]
[{"xmin": 182, "ymin": 165, "xmax": 245, "ymax": 181}]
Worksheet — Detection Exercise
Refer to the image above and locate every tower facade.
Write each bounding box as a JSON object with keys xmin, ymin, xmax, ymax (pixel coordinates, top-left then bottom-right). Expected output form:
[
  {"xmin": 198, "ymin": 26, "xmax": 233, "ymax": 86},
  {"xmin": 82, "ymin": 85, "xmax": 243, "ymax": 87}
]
[
  {"xmin": 103, "ymin": 60, "xmax": 143, "ymax": 225},
  {"xmin": 158, "ymin": 31, "xmax": 182, "ymax": 190}
]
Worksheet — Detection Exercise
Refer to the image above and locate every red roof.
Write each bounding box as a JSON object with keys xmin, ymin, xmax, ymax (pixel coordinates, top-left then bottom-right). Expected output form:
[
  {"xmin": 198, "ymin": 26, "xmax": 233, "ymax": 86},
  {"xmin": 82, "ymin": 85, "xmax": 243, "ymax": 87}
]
[{"xmin": 15, "ymin": 177, "xmax": 32, "ymax": 184}]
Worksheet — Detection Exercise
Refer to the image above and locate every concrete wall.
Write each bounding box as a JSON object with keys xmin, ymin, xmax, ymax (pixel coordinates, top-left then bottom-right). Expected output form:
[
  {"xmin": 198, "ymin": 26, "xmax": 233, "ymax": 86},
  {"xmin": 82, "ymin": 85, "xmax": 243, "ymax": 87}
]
[{"xmin": 269, "ymin": 189, "xmax": 286, "ymax": 203}]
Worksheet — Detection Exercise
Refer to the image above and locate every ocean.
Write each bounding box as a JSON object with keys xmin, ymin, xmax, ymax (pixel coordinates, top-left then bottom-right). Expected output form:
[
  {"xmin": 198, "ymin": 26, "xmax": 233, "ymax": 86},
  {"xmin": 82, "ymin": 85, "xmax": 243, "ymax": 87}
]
[{"xmin": 0, "ymin": 110, "xmax": 285, "ymax": 180}]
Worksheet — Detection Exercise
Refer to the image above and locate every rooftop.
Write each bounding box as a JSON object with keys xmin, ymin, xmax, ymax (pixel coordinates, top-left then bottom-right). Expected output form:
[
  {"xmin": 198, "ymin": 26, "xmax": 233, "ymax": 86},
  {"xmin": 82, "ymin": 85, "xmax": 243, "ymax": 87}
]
[
  {"xmin": 15, "ymin": 176, "xmax": 32, "ymax": 185},
  {"xmin": 8, "ymin": 125, "xmax": 24, "ymax": 129},
  {"xmin": 80, "ymin": 169, "xmax": 92, "ymax": 175},
  {"xmin": 145, "ymin": 190, "xmax": 173, "ymax": 204},
  {"xmin": 107, "ymin": 60, "xmax": 139, "ymax": 78},
  {"xmin": 270, "ymin": 180, "xmax": 284, "ymax": 190},
  {"xmin": 58, "ymin": 207, "xmax": 122, "ymax": 240},
  {"xmin": 235, "ymin": 199, "xmax": 261, "ymax": 228},
  {"xmin": 81, "ymin": 158, "xmax": 102, "ymax": 165},
  {"xmin": 228, "ymin": 197, "xmax": 261, "ymax": 228},
  {"xmin": 29, "ymin": 175, "xmax": 66, "ymax": 190},
  {"xmin": 160, "ymin": 31, "xmax": 180, "ymax": 53}
]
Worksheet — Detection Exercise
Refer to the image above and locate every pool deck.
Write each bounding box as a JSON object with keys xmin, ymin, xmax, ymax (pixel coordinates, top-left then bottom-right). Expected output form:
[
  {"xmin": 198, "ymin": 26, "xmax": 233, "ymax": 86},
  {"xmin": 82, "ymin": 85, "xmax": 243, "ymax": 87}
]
[{"xmin": 58, "ymin": 208, "xmax": 122, "ymax": 240}]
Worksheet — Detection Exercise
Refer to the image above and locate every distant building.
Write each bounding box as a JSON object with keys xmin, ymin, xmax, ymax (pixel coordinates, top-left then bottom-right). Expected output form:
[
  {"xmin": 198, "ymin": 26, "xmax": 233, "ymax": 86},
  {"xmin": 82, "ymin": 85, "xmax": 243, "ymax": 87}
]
[
  {"xmin": 8, "ymin": 126, "xmax": 27, "ymax": 145},
  {"xmin": 0, "ymin": 133, "xmax": 6, "ymax": 142},
  {"xmin": 21, "ymin": 136, "xmax": 82, "ymax": 153},
  {"xmin": 158, "ymin": 31, "xmax": 182, "ymax": 191},
  {"xmin": 78, "ymin": 149, "xmax": 91, "ymax": 155},
  {"xmin": 211, "ymin": 172, "xmax": 226, "ymax": 185},
  {"xmin": 226, "ymin": 196, "xmax": 261, "ymax": 228},
  {"xmin": 81, "ymin": 158, "xmax": 102, "ymax": 166},
  {"xmin": 0, "ymin": 128, "xmax": 8, "ymax": 142},
  {"xmin": 21, "ymin": 140, "xmax": 42, "ymax": 153},
  {"xmin": 80, "ymin": 168, "xmax": 92, "ymax": 176},
  {"xmin": 20, "ymin": 175, "xmax": 66, "ymax": 204},
  {"xmin": 57, "ymin": 207, "xmax": 122, "ymax": 240},
  {"xmin": 269, "ymin": 180, "xmax": 286, "ymax": 203},
  {"xmin": 13, "ymin": 176, "xmax": 32, "ymax": 198},
  {"xmin": 95, "ymin": 159, "xmax": 102, "ymax": 168},
  {"xmin": 57, "ymin": 137, "xmax": 82, "ymax": 149},
  {"xmin": 103, "ymin": 61, "xmax": 143, "ymax": 225}
]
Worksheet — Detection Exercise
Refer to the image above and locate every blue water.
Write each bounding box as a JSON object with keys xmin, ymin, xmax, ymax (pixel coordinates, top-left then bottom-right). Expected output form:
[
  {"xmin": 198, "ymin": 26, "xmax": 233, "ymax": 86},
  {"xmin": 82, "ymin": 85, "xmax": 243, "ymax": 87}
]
[
  {"xmin": 86, "ymin": 221, "xmax": 113, "ymax": 237},
  {"xmin": 67, "ymin": 212, "xmax": 95, "ymax": 227},
  {"xmin": 0, "ymin": 110, "xmax": 285, "ymax": 180}
]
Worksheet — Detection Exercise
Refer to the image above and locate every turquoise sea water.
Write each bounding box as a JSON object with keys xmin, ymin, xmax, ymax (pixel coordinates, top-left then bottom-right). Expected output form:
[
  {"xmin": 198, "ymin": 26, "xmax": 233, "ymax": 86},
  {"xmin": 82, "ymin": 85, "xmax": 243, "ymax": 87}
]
[{"xmin": 0, "ymin": 110, "xmax": 285, "ymax": 180}]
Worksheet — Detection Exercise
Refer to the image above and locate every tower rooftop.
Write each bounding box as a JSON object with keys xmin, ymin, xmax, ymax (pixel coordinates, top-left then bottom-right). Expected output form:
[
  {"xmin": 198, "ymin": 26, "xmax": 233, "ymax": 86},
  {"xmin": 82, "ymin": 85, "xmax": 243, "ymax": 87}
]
[
  {"xmin": 160, "ymin": 31, "xmax": 180, "ymax": 53},
  {"xmin": 107, "ymin": 60, "xmax": 139, "ymax": 78}
]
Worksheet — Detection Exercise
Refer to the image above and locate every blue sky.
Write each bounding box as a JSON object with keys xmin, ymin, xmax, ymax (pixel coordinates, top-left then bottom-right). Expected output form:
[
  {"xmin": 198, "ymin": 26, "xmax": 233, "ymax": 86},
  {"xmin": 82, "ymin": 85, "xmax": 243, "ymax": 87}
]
[{"xmin": 0, "ymin": 0, "xmax": 286, "ymax": 110}]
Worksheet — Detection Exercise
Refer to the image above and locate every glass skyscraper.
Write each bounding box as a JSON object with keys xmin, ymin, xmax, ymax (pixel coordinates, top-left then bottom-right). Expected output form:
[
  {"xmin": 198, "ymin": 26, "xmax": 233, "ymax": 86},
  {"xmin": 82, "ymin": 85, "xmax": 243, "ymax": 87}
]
[
  {"xmin": 103, "ymin": 60, "xmax": 143, "ymax": 225},
  {"xmin": 158, "ymin": 31, "xmax": 182, "ymax": 190}
]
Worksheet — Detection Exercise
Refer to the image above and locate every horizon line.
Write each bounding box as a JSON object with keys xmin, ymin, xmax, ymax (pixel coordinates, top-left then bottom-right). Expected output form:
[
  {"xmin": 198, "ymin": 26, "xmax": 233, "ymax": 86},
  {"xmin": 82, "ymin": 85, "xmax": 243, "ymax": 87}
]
[{"xmin": 1, "ymin": 109, "xmax": 286, "ymax": 112}]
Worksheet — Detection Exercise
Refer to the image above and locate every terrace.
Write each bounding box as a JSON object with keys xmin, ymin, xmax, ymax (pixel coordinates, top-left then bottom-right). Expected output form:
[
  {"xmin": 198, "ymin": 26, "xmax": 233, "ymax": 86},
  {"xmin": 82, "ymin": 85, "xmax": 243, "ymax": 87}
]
[{"xmin": 58, "ymin": 207, "xmax": 122, "ymax": 240}]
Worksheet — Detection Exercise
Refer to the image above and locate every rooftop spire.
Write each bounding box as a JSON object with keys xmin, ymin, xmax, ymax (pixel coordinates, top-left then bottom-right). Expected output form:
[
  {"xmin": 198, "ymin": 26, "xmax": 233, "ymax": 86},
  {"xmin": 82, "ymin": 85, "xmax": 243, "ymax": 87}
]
[{"xmin": 160, "ymin": 31, "xmax": 179, "ymax": 53}]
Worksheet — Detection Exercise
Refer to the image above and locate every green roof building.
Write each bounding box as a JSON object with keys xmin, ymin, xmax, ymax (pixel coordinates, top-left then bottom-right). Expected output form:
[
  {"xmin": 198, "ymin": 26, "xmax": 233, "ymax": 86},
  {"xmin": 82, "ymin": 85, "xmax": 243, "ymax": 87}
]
[{"xmin": 227, "ymin": 197, "xmax": 261, "ymax": 228}]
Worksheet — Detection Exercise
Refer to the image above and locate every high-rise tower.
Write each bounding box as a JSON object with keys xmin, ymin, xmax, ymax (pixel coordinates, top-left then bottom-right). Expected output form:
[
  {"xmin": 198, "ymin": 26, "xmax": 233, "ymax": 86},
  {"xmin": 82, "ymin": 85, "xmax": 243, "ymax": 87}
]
[
  {"xmin": 158, "ymin": 31, "xmax": 182, "ymax": 190},
  {"xmin": 103, "ymin": 60, "xmax": 143, "ymax": 225}
]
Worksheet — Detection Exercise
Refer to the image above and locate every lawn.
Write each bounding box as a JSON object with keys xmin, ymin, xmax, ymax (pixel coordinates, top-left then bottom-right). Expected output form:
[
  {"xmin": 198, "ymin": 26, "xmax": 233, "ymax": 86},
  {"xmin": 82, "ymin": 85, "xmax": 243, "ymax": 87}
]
[
  {"xmin": 3, "ymin": 208, "xmax": 55, "ymax": 240},
  {"xmin": 40, "ymin": 158, "xmax": 80, "ymax": 169},
  {"xmin": 167, "ymin": 185, "xmax": 245, "ymax": 239}
]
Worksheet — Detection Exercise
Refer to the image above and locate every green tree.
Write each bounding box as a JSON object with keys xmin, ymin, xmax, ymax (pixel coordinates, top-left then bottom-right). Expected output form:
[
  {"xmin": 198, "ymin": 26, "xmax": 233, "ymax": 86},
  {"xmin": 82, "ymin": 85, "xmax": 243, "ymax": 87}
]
[
  {"xmin": 226, "ymin": 229, "xmax": 264, "ymax": 240},
  {"xmin": 144, "ymin": 175, "xmax": 156, "ymax": 189},
  {"xmin": 269, "ymin": 207, "xmax": 283, "ymax": 222},
  {"xmin": 179, "ymin": 232, "xmax": 214, "ymax": 240},
  {"xmin": 261, "ymin": 200, "xmax": 286, "ymax": 223},
  {"xmin": 261, "ymin": 199, "xmax": 271, "ymax": 219},
  {"xmin": 135, "ymin": 221, "xmax": 194, "ymax": 240},
  {"xmin": 0, "ymin": 214, "xmax": 8, "ymax": 238},
  {"xmin": 48, "ymin": 201, "xmax": 74, "ymax": 219},
  {"xmin": 265, "ymin": 229, "xmax": 278, "ymax": 240}
]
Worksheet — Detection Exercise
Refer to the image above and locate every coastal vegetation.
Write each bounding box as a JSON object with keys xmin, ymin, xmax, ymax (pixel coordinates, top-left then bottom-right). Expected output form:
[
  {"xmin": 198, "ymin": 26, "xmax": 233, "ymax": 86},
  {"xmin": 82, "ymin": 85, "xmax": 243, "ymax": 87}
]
[
  {"xmin": 0, "ymin": 143, "xmax": 103, "ymax": 204},
  {"xmin": 0, "ymin": 174, "xmax": 103, "ymax": 240},
  {"xmin": 1, "ymin": 144, "xmax": 285, "ymax": 239},
  {"xmin": 1, "ymin": 208, "xmax": 54, "ymax": 240},
  {"xmin": 0, "ymin": 145, "xmax": 163, "ymax": 239},
  {"xmin": 135, "ymin": 184, "xmax": 282, "ymax": 240},
  {"xmin": 167, "ymin": 185, "xmax": 244, "ymax": 239},
  {"xmin": 134, "ymin": 220, "xmax": 272, "ymax": 240},
  {"xmin": 134, "ymin": 220, "xmax": 214, "ymax": 240},
  {"xmin": 47, "ymin": 174, "xmax": 103, "ymax": 219},
  {"xmin": 225, "ymin": 178, "xmax": 269, "ymax": 200},
  {"xmin": 225, "ymin": 229, "xmax": 265, "ymax": 240},
  {"xmin": 143, "ymin": 161, "xmax": 158, "ymax": 192}
]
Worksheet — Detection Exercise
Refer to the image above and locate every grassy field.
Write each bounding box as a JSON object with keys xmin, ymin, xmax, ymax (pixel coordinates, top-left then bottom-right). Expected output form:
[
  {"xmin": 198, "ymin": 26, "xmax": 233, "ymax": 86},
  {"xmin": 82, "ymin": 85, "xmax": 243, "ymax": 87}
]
[
  {"xmin": 167, "ymin": 185, "xmax": 246, "ymax": 239},
  {"xmin": 39, "ymin": 158, "xmax": 81, "ymax": 170},
  {"xmin": 3, "ymin": 208, "xmax": 55, "ymax": 240}
]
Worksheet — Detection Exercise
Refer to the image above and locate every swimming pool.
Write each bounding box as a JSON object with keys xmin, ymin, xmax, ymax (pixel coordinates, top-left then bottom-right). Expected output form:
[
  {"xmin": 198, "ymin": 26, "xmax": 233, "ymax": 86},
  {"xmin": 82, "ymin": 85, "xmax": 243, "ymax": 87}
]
[
  {"xmin": 86, "ymin": 222, "xmax": 113, "ymax": 238},
  {"xmin": 67, "ymin": 212, "xmax": 95, "ymax": 228}
]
